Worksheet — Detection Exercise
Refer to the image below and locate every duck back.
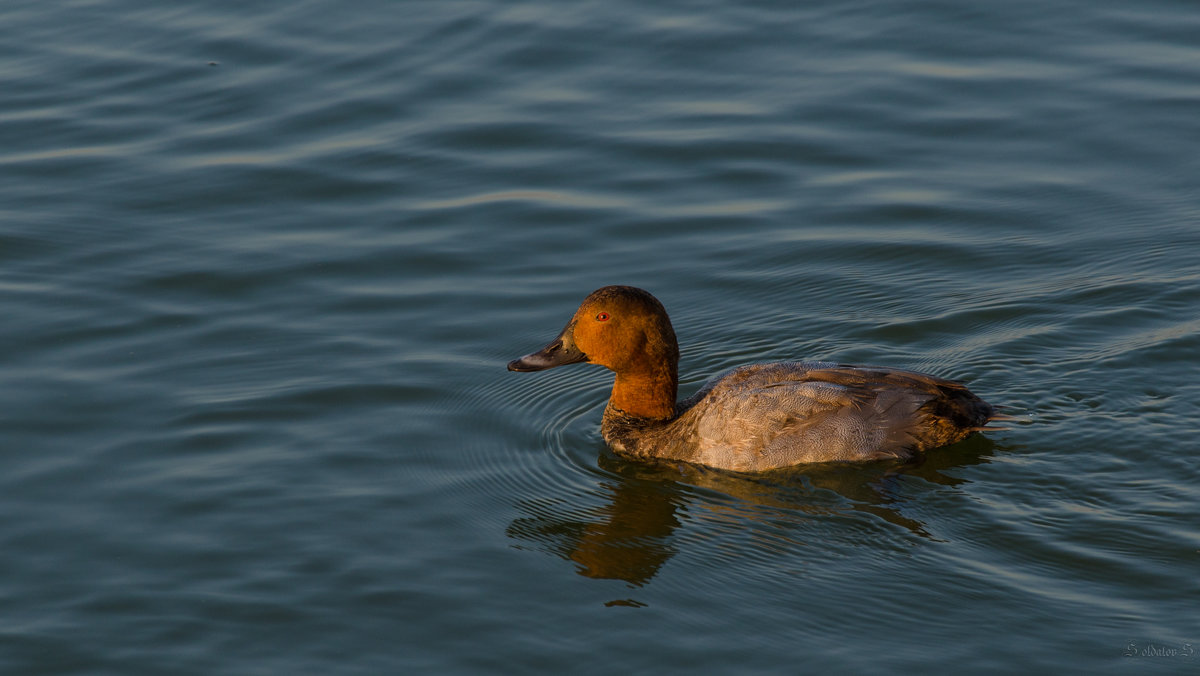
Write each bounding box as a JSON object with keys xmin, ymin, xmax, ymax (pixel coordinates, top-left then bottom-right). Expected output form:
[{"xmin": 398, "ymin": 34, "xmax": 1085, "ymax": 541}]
[{"xmin": 602, "ymin": 362, "xmax": 993, "ymax": 471}]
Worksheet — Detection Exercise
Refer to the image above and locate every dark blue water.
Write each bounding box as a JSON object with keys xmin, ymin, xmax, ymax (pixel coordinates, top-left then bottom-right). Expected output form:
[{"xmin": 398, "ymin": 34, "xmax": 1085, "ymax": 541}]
[{"xmin": 2, "ymin": 0, "xmax": 1198, "ymax": 673}]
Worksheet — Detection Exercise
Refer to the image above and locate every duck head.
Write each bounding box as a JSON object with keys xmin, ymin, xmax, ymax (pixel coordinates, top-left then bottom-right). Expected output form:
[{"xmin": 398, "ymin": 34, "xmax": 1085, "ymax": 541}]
[{"xmin": 508, "ymin": 286, "xmax": 680, "ymax": 419}]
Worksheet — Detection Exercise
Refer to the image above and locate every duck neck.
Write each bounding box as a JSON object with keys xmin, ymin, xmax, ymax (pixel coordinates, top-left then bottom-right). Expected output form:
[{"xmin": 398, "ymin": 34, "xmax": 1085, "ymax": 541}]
[{"xmin": 608, "ymin": 361, "xmax": 678, "ymax": 421}]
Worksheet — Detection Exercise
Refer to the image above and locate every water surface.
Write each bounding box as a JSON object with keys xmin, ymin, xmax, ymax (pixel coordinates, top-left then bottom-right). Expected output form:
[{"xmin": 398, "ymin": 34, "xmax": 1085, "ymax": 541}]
[{"xmin": 2, "ymin": 0, "xmax": 1198, "ymax": 673}]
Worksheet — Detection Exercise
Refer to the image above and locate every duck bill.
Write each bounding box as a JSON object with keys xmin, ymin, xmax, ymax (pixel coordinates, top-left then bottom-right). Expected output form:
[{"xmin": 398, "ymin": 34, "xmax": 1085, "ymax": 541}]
[{"xmin": 507, "ymin": 329, "xmax": 587, "ymax": 372}]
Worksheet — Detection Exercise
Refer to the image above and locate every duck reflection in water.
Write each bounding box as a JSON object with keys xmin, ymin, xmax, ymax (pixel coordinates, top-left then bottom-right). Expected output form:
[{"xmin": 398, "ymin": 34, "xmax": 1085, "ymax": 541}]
[
  {"xmin": 507, "ymin": 435, "xmax": 996, "ymax": 588},
  {"xmin": 508, "ymin": 472, "xmax": 683, "ymax": 587}
]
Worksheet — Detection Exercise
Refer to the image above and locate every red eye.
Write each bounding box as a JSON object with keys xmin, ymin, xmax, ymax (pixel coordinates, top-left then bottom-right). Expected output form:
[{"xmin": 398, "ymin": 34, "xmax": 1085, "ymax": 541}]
[{"xmin": 596, "ymin": 312, "xmax": 610, "ymax": 321}]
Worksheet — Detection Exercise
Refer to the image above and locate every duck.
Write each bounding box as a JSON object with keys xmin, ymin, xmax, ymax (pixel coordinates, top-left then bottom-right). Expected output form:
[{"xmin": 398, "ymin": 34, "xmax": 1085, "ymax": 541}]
[{"xmin": 508, "ymin": 285, "xmax": 997, "ymax": 471}]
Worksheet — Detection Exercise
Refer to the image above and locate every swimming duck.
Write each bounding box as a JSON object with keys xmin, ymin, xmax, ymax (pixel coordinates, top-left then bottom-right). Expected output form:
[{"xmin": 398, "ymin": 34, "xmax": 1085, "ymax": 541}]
[{"xmin": 508, "ymin": 285, "xmax": 996, "ymax": 471}]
